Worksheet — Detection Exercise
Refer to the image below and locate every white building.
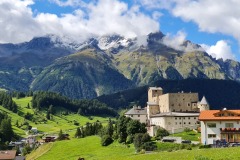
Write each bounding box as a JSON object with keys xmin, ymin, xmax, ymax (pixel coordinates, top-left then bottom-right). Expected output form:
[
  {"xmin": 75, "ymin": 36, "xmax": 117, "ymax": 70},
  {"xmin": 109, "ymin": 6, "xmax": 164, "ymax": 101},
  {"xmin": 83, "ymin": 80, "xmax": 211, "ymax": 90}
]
[
  {"xmin": 125, "ymin": 106, "xmax": 147, "ymax": 124},
  {"xmin": 199, "ymin": 109, "xmax": 240, "ymax": 145}
]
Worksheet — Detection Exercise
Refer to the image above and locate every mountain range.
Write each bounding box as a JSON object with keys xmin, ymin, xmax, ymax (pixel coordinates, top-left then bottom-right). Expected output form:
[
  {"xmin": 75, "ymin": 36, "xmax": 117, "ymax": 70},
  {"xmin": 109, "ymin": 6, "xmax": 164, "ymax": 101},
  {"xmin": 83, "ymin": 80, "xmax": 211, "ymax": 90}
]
[{"xmin": 1, "ymin": 32, "xmax": 240, "ymax": 99}]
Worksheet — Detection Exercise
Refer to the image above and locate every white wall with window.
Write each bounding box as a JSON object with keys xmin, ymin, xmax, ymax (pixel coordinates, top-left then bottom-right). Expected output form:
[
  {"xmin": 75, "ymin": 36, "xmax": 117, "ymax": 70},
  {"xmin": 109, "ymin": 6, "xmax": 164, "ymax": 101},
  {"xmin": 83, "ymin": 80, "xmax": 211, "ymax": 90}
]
[{"xmin": 201, "ymin": 121, "xmax": 240, "ymax": 144}]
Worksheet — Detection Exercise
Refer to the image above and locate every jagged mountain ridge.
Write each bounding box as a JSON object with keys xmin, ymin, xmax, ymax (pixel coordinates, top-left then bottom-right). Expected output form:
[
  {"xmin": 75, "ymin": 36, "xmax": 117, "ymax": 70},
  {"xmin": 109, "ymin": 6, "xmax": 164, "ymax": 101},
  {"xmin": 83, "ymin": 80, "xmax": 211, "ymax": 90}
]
[{"xmin": 0, "ymin": 32, "xmax": 240, "ymax": 99}]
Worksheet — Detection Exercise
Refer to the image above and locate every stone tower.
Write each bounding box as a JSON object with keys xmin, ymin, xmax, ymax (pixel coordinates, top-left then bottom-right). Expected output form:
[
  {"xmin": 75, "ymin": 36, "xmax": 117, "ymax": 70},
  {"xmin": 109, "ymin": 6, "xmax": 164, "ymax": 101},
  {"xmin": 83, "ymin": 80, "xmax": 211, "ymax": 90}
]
[
  {"xmin": 147, "ymin": 87, "xmax": 163, "ymax": 119},
  {"xmin": 148, "ymin": 87, "xmax": 163, "ymax": 105},
  {"xmin": 198, "ymin": 96, "xmax": 210, "ymax": 111}
]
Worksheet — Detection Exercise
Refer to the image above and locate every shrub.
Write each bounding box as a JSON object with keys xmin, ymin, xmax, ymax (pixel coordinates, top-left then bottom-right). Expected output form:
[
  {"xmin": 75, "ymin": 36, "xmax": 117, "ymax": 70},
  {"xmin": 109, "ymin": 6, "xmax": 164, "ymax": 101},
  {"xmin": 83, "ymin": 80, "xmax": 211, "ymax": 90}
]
[
  {"xmin": 139, "ymin": 149, "xmax": 145, "ymax": 154},
  {"xmin": 156, "ymin": 127, "xmax": 169, "ymax": 139},
  {"xmin": 101, "ymin": 135, "xmax": 113, "ymax": 146},
  {"xmin": 179, "ymin": 144, "xmax": 186, "ymax": 149},
  {"xmin": 184, "ymin": 127, "xmax": 191, "ymax": 132},
  {"xmin": 167, "ymin": 149, "xmax": 172, "ymax": 152},
  {"xmin": 194, "ymin": 155, "xmax": 212, "ymax": 160},
  {"xmin": 186, "ymin": 146, "xmax": 192, "ymax": 150},
  {"xmin": 156, "ymin": 142, "xmax": 180, "ymax": 151},
  {"xmin": 199, "ymin": 144, "xmax": 211, "ymax": 149},
  {"xmin": 73, "ymin": 121, "xmax": 79, "ymax": 126},
  {"xmin": 142, "ymin": 142, "xmax": 157, "ymax": 151},
  {"xmin": 126, "ymin": 135, "xmax": 134, "ymax": 144}
]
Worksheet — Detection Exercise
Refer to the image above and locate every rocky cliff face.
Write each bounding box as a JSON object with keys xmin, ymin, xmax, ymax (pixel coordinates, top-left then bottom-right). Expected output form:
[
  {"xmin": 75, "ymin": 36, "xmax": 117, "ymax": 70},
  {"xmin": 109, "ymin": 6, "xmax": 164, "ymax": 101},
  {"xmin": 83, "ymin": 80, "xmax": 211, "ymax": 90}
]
[{"xmin": 0, "ymin": 32, "xmax": 240, "ymax": 99}]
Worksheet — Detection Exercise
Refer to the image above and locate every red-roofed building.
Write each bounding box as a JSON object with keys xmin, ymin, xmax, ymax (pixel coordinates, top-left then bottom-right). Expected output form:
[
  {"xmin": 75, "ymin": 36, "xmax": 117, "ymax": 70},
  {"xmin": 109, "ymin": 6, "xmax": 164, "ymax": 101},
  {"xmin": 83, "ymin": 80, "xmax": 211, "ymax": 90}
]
[
  {"xmin": 199, "ymin": 109, "xmax": 240, "ymax": 144},
  {"xmin": 0, "ymin": 150, "xmax": 16, "ymax": 160}
]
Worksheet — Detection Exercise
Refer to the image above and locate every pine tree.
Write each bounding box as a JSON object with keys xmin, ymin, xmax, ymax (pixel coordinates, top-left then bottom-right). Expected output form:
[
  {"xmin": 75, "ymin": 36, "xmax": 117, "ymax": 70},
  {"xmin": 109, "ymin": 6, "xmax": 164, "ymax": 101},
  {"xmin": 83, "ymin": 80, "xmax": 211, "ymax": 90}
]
[
  {"xmin": 106, "ymin": 118, "xmax": 114, "ymax": 137},
  {"xmin": 0, "ymin": 118, "xmax": 14, "ymax": 142},
  {"xmin": 58, "ymin": 129, "xmax": 64, "ymax": 140},
  {"xmin": 75, "ymin": 127, "xmax": 82, "ymax": 138},
  {"xmin": 46, "ymin": 111, "xmax": 50, "ymax": 120},
  {"xmin": 27, "ymin": 103, "xmax": 30, "ymax": 109}
]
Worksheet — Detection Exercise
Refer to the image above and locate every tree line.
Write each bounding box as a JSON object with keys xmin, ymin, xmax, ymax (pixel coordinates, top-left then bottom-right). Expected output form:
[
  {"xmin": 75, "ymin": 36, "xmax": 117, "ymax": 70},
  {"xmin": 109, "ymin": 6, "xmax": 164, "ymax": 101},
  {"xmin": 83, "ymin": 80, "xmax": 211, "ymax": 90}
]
[
  {"xmin": 73, "ymin": 116, "xmax": 155, "ymax": 152},
  {"xmin": 32, "ymin": 91, "xmax": 118, "ymax": 117},
  {"xmin": 0, "ymin": 112, "xmax": 15, "ymax": 149},
  {"xmin": 0, "ymin": 92, "xmax": 18, "ymax": 112}
]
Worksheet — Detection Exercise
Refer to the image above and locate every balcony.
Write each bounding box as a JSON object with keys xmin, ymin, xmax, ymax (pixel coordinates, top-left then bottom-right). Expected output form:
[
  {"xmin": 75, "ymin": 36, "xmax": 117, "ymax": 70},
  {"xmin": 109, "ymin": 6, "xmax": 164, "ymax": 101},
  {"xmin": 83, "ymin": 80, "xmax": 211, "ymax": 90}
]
[{"xmin": 220, "ymin": 128, "xmax": 240, "ymax": 132}]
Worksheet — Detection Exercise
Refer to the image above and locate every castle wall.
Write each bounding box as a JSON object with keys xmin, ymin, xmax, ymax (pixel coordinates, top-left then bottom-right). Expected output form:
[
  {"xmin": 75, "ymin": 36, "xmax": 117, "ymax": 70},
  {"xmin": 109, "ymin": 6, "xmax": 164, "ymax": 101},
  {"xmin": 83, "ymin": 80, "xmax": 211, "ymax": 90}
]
[
  {"xmin": 159, "ymin": 93, "xmax": 198, "ymax": 113},
  {"xmin": 151, "ymin": 116, "xmax": 199, "ymax": 133},
  {"xmin": 158, "ymin": 94, "xmax": 170, "ymax": 112}
]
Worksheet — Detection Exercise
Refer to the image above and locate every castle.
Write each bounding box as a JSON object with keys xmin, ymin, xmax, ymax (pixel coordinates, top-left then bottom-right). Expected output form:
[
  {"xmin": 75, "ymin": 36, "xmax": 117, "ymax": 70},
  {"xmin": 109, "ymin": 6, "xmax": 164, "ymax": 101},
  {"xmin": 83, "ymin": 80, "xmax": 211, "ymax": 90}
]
[{"xmin": 125, "ymin": 87, "xmax": 209, "ymax": 136}]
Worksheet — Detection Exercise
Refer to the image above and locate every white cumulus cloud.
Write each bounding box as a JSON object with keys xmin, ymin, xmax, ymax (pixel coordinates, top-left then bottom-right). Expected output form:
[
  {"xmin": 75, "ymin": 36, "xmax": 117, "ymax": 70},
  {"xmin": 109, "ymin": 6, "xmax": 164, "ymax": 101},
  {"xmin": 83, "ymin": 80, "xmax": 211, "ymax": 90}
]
[
  {"xmin": 201, "ymin": 40, "xmax": 235, "ymax": 60},
  {"xmin": 169, "ymin": 0, "xmax": 240, "ymax": 45},
  {"xmin": 0, "ymin": 0, "xmax": 159, "ymax": 43},
  {"xmin": 161, "ymin": 31, "xmax": 202, "ymax": 52}
]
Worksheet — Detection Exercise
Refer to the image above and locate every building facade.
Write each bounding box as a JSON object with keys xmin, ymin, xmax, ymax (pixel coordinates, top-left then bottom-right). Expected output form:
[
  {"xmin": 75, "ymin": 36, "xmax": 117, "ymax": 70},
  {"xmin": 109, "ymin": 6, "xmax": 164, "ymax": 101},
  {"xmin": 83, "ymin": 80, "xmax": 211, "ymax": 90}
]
[
  {"xmin": 125, "ymin": 87, "xmax": 209, "ymax": 135},
  {"xmin": 199, "ymin": 109, "xmax": 240, "ymax": 145},
  {"xmin": 125, "ymin": 106, "xmax": 147, "ymax": 124}
]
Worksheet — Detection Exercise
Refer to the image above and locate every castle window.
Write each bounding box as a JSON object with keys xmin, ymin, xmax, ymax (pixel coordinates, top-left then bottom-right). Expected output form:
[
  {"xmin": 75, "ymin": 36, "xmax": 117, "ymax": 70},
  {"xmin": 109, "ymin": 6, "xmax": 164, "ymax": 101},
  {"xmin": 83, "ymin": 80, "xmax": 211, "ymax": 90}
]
[
  {"xmin": 173, "ymin": 109, "xmax": 175, "ymax": 112},
  {"xmin": 175, "ymin": 117, "xmax": 177, "ymax": 120},
  {"xmin": 189, "ymin": 122, "xmax": 191, "ymax": 124},
  {"xmin": 179, "ymin": 122, "xmax": 181, "ymax": 124},
  {"xmin": 131, "ymin": 115, "xmax": 133, "ymax": 117},
  {"xmin": 179, "ymin": 117, "xmax": 181, "ymax": 120},
  {"xmin": 183, "ymin": 117, "xmax": 185, "ymax": 119},
  {"xmin": 138, "ymin": 115, "xmax": 140, "ymax": 117},
  {"xmin": 184, "ymin": 122, "xmax": 186, "ymax": 124},
  {"xmin": 188, "ymin": 117, "xmax": 190, "ymax": 120},
  {"xmin": 194, "ymin": 117, "xmax": 196, "ymax": 119}
]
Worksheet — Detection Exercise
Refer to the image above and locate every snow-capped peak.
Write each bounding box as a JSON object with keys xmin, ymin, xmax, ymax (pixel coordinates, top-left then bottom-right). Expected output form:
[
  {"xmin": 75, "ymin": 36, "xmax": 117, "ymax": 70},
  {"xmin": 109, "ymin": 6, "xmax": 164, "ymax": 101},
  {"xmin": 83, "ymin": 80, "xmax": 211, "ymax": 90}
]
[{"xmin": 97, "ymin": 34, "xmax": 132, "ymax": 50}]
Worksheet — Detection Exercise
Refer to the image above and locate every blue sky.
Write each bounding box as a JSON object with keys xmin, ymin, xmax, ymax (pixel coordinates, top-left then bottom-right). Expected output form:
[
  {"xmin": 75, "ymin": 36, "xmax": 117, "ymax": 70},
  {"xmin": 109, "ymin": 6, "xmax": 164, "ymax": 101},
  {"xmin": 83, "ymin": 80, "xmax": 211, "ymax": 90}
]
[{"xmin": 1, "ymin": 0, "xmax": 240, "ymax": 61}]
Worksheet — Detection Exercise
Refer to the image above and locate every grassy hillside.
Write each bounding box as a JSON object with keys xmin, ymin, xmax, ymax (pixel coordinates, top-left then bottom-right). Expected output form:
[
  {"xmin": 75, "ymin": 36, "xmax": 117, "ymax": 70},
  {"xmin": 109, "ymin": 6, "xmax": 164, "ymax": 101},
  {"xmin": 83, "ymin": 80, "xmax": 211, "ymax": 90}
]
[
  {"xmin": 27, "ymin": 136, "xmax": 240, "ymax": 160},
  {"xmin": 2, "ymin": 97, "xmax": 111, "ymax": 137}
]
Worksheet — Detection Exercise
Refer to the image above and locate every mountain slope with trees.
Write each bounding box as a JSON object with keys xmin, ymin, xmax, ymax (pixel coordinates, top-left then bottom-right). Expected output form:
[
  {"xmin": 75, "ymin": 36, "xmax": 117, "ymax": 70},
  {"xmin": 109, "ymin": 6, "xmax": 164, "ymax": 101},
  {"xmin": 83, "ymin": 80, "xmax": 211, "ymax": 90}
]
[
  {"xmin": 1, "ymin": 32, "xmax": 240, "ymax": 99},
  {"xmin": 97, "ymin": 79, "xmax": 240, "ymax": 110}
]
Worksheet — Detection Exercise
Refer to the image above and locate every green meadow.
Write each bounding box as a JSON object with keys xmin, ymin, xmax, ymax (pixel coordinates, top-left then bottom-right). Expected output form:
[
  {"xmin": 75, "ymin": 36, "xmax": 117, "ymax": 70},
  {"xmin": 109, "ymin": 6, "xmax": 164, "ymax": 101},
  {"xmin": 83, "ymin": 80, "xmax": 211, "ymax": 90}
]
[
  {"xmin": 170, "ymin": 130, "xmax": 201, "ymax": 141},
  {"xmin": 27, "ymin": 135, "xmax": 240, "ymax": 160}
]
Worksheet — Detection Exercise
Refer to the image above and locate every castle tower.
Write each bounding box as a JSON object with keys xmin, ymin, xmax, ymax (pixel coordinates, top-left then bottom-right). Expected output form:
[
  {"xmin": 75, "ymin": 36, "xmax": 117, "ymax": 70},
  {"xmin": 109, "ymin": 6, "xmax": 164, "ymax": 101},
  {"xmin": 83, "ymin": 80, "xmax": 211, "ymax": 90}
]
[
  {"xmin": 198, "ymin": 96, "xmax": 210, "ymax": 111},
  {"xmin": 148, "ymin": 87, "xmax": 163, "ymax": 105},
  {"xmin": 147, "ymin": 87, "xmax": 163, "ymax": 119}
]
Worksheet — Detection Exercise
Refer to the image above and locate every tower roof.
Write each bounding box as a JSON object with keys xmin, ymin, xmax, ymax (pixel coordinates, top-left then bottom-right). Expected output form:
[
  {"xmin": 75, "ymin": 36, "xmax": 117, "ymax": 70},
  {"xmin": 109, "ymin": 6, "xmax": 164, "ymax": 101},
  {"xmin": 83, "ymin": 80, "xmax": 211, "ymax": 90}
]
[{"xmin": 200, "ymin": 96, "xmax": 209, "ymax": 105}]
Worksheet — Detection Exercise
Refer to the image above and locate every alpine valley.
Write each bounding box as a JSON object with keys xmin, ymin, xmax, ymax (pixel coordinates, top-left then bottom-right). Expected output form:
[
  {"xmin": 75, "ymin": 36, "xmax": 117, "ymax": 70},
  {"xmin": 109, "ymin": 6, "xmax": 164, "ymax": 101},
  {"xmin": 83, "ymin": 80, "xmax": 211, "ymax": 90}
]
[{"xmin": 1, "ymin": 32, "xmax": 240, "ymax": 99}]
